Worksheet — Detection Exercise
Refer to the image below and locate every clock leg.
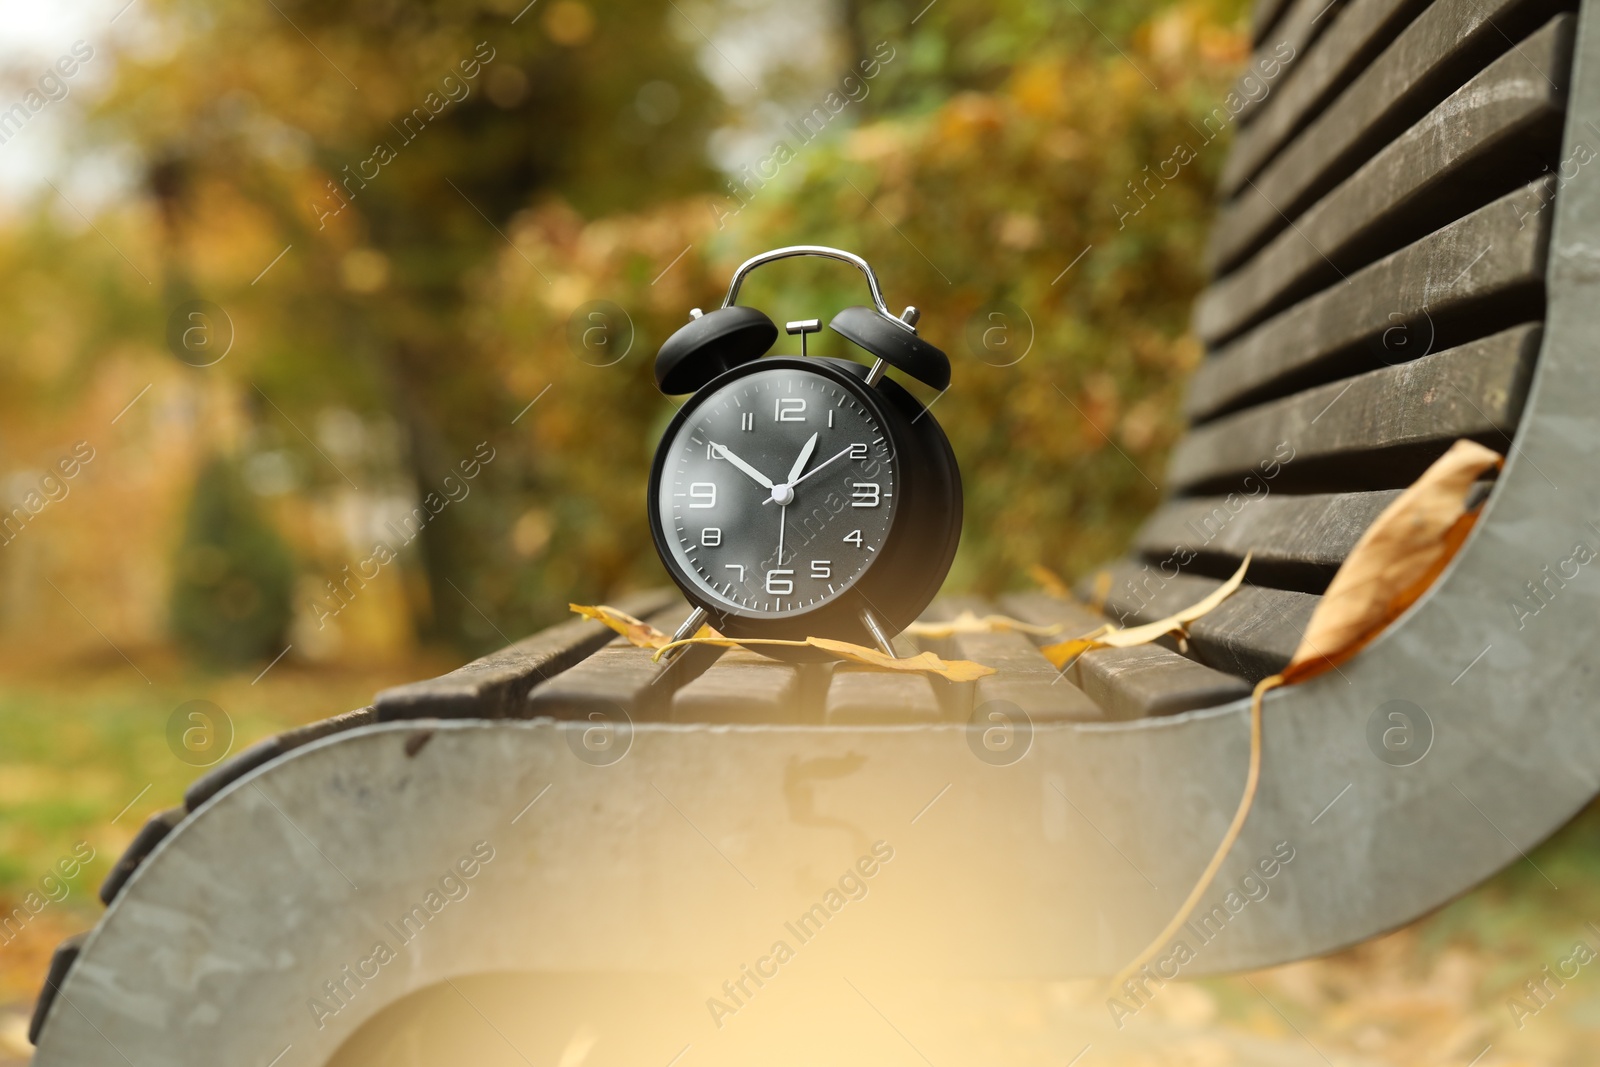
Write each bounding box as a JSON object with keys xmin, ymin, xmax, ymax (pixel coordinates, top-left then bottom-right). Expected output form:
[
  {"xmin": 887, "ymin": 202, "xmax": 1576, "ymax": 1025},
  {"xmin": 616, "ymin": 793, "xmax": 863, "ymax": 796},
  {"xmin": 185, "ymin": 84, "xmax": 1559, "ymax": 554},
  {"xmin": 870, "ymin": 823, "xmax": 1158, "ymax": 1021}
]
[
  {"xmin": 859, "ymin": 606, "xmax": 899, "ymax": 658},
  {"xmin": 657, "ymin": 606, "xmax": 709, "ymax": 666}
]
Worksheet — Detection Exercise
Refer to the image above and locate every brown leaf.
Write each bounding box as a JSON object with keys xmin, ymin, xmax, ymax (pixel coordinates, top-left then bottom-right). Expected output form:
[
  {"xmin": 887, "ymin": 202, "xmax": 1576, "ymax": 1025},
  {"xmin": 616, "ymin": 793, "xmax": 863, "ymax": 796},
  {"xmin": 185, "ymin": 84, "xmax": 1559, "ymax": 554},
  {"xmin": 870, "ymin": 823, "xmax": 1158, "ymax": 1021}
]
[
  {"xmin": 1281, "ymin": 439, "xmax": 1504, "ymax": 682},
  {"xmin": 651, "ymin": 635, "xmax": 996, "ymax": 681},
  {"xmin": 1039, "ymin": 554, "xmax": 1251, "ymax": 668},
  {"xmin": 568, "ymin": 604, "xmax": 677, "ymax": 649},
  {"xmin": 1109, "ymin": 441, "xmax": 1503, "ymax": 991}
]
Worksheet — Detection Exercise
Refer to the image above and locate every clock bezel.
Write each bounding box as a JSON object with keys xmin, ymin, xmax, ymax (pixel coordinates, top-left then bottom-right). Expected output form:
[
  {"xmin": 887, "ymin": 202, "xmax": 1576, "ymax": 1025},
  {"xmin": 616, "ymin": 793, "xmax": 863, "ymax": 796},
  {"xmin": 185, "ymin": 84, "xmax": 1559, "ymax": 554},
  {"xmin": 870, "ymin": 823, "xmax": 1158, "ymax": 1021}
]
[{"xmin": 647, "ymin": 355, "xmax": 958, "ymax": 648}]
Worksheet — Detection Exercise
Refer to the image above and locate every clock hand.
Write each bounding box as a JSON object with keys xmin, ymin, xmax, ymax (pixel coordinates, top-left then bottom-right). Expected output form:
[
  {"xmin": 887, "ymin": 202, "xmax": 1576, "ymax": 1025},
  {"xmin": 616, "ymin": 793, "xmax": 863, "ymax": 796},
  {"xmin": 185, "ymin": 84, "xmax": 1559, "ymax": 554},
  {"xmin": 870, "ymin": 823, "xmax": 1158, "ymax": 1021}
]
[
  {"xmin": 786, "ymin": 432, "xmax": 819, "ymax": 486},
  {"xmin": 777, "ymin": 502, "xmax": 787, "ymax": 568},
  {"xmin": 711, "ymin": 442, "xmax": 774, "ymax": 489},
  {"xmin": 762, "ymin": 445, "xmax": 853, "ymax": 504}
]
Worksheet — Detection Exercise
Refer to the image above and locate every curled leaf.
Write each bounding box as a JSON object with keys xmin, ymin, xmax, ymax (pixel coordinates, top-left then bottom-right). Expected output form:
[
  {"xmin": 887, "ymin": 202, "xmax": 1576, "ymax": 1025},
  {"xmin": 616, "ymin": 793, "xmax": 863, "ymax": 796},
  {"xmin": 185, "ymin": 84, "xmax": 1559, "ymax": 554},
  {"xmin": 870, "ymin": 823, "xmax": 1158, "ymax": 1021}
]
[
  {"xmin": 1039, "ymin": 554, "xmax": 1252, "ymax": 669},
  {"xmin": 651, "ymin": 635, "xmax": 996, "ymax": 681},
  {"xmin": 1281, "ymin": 438, "xmax": 1504, "ymax": 682},
  {"xmin": 1028, "ymin": 563, "xmax": 1072, "ymax": 599},
  {"xmin": 904, "ymin": 611, "xmax": 1067, "ymax": 638},
  {"xmin": 1110, "ymin": 440, "xmax": 1503, "ymax": 991},
  {"xmin": 569, "ymin": 604, "xmax": 696, "ymax": 649}
]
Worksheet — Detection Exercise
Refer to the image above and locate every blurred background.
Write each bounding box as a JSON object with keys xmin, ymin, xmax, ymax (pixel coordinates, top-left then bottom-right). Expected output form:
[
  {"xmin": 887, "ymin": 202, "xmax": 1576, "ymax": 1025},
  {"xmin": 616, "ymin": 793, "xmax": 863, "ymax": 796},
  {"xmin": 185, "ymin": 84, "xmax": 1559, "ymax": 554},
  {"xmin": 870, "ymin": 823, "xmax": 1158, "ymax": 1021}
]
[{"xmin": 1, "ymin": 0, "xmax": 1598, "ymax": 1062}]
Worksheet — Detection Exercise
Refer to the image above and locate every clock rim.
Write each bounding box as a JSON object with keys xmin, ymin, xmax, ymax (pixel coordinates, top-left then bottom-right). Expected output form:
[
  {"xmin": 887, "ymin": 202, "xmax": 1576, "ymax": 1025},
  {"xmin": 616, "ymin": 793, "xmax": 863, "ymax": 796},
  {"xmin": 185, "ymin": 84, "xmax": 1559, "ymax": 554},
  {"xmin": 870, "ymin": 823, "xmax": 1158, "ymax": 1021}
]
[{"xmin": 647, "ymin": 356, "xmax": 906, "ymax": 631}]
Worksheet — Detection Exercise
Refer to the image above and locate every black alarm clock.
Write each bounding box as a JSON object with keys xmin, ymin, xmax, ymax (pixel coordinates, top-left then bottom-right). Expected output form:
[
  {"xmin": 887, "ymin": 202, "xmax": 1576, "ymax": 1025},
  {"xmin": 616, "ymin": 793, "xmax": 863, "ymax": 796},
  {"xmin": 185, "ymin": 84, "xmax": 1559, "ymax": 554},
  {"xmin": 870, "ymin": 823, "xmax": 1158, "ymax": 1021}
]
[{"xmin": 647, "ymin": 246, "xmax": 962, "ymax": 657}]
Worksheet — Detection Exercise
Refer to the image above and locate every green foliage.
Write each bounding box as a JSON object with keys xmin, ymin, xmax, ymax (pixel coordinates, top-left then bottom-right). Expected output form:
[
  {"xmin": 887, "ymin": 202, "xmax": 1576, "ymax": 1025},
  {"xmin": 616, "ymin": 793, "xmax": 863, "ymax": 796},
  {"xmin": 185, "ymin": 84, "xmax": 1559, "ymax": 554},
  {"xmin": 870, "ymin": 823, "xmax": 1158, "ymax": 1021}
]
[{"xmin": 169, "ymin": 456, "xmax": 295, "ymax": 665}]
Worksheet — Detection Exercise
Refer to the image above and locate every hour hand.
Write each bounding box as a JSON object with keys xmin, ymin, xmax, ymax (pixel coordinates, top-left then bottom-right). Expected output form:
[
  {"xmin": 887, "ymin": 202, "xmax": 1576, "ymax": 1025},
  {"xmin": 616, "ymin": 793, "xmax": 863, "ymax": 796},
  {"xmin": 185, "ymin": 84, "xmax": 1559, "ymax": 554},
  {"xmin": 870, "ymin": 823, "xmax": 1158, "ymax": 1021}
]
[
  {"xmin": 786, "ymin": 432, "xmax": 819, "ymax": 485},
  {"xmin": 710, "ymin": 443, "xmax": 774, "ymax": 489}
]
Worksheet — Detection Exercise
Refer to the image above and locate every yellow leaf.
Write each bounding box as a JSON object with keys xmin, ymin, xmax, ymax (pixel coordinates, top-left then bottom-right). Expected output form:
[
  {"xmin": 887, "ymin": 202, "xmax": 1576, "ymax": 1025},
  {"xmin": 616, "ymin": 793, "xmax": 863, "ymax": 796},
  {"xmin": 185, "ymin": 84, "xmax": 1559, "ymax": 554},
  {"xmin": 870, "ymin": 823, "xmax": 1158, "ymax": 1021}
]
[
  {"xmin": 1027, "ymin": 564, "xmax": 1072, "ymax": 599},
  {"xmin": 568, "ymin": 603, "xmax": 676, "ymax": 649},
  {"xmin": 904, "ymin": 611, "xmax": 1067, "ymax": 638},
  {"xmin": 1039, "ymin": 554, "xmax": 1251, "ymax": 668},
  {"xmin": 649, "ymin": 634, "xmax": 996, "ymax": 681}
]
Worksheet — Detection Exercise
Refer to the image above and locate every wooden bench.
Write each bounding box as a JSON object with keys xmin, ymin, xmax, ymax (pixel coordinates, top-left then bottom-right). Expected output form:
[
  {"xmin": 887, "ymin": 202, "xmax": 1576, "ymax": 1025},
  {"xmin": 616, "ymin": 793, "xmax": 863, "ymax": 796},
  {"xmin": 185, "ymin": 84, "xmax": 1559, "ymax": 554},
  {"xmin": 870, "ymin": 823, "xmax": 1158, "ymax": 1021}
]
[{"xmin": 30, "ymin": 1, "xmax": 1600, "ymax": 1062}]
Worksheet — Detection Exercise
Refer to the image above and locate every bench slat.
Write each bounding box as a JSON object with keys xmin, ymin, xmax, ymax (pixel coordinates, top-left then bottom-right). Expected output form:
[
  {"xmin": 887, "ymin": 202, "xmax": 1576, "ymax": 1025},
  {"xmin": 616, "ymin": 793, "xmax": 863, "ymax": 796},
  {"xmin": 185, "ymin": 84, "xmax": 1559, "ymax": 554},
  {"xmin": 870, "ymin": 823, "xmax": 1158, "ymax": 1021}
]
[
  {"xmin": 1133, "ymin": 488, "xmax": 1402, "ymax": 591},
  {"xmin": 1173, "ymin": 322, "xmax": 1539, "ymax": 493},
  {"xmin": 524, "ymin": 602, "xmax": 722, "ymax": 721},
  {"xmin": 1254, "ymin": 0, "xmax": 1301, "ymax": 45},
  {"xmin": 1222, "ymin": 0, "xmax": 1434, "ymax": 197},
  {"xmin": 1208, "ymin": 0, "xmax": 1568, "ymax": 274},
  {"xmin": 1199, "ymin": 15, "xmax": 1572, "ymax": 344},
  {"xmin": 669, "ymin": 649, "xmax": 827, "ymax": 724},
  {"xmin": 825, "ymin": 666, "xmax": 943, "ymax": 723},
  {"xmin": 1186, "ymin": 178, "xmax": 1551, "ymax": 422},
  {"xmin": 373, "ymin": 589, "xmax": 679, "ymax": 721},
  {"xmin": 918, "ymin": 596, "xmax": 1106, "ymax": 722},
  {"xmin": 1085, "ymin": 566, "xmax": 1319, "ymax": 682},
  {"xmin": 1233, "ymin": 0, "xmax": 1347, "ymax": 129},
  {"xmin": 999, "ymin": 593, "xmax": 1254, "ymax": 718}
]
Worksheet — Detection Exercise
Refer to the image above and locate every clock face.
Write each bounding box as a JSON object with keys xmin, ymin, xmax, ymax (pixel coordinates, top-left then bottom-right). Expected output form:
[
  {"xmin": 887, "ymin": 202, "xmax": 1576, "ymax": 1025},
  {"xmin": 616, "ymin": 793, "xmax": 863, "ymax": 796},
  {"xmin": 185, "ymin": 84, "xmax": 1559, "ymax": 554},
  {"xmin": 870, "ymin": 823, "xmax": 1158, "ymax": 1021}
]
[{"xmin": 656, "ymin": 365, "xmax": 898, "ymax": 617}]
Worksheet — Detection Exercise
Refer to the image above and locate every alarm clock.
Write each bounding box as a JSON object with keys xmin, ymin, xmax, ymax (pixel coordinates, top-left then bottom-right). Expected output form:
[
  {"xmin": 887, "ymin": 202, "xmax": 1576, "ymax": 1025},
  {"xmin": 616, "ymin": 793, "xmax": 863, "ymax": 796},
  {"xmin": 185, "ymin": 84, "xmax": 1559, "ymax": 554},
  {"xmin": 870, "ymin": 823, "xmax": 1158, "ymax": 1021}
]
[{"xmin": 647, "ymin": 246, "xmax": 962, "ymax": 657}]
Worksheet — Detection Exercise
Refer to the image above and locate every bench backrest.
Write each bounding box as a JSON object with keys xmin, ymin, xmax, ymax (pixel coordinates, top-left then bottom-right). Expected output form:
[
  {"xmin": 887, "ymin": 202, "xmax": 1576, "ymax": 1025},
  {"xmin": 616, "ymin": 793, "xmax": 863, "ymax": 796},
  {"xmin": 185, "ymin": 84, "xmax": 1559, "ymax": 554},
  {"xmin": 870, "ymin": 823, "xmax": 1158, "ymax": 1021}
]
[{"xmin": 1088, "ymin": 0, "xmax": 1573, "ymax": 706}]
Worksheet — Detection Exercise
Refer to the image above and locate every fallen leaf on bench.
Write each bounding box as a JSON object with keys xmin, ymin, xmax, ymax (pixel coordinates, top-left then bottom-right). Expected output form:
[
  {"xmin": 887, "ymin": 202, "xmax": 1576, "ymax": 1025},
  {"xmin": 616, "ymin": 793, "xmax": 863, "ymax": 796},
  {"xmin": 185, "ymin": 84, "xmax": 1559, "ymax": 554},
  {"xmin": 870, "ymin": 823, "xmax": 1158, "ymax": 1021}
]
[
  {"xmin": 1111, "ymin": 439, "xmax": 1504, "ymax": 991},
  {"xmin": 1038, "ymin": 553, "xmax": 1252, "ymax": 669},
  {"xmin": 650, "ymin": 635, "xmax": 997, "ymax": 681},
  {"xmin": 569, "ymin": 603, "xmax": 717, "ymax": 649},
  {"xmin": 1028, "ymin": 563, "xmax": 1072, "ymax": 599},
  {"xmin": 904, "ymin": 611, "xmax": 1068, "ymax": 638},
  {"xmin": 569, "ymin": 604, "xmax": 996, "ymax": 680}
]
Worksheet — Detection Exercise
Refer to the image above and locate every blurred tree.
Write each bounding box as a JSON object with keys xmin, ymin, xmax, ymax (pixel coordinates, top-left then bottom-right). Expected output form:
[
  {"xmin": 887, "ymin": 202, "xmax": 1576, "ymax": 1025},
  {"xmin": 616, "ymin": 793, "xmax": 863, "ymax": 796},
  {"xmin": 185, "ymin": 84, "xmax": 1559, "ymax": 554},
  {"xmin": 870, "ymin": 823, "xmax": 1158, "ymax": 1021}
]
[
  {"xmin": 74, "ymin": 0, "xmax": 724, "ymax": 650},
  {"xmin": 170, "ymin": 455, "xmax": 295, "ymax": 664}
]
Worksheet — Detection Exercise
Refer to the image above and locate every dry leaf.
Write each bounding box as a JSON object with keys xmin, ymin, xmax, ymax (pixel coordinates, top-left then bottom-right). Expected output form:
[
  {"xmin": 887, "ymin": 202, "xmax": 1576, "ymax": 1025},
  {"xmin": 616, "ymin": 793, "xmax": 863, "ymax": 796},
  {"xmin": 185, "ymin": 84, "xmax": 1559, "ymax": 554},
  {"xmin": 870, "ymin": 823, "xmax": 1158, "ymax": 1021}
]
[
  {"xmin": 1110, "ymin": 440, "xmax": 1503, "ymax": 990},
  {"xmin": 1039, "ymin": 554, "xmax": 1252, "ymax": 669},
  {"xmin": 1028, "ymin": 563, "xmax": 1072, "ymax": 599},
  {"xmin": 568, "ymin": 604, "xmax": 704, "ymax": 649},
  {"xmin": 1088, "ymin": 570, "xmax": 1114, "ymax": 612},
  {"xmin": 651, "ymin": 635, "xmax": 997, "ymax": 681},
  {"xmin": 904, "ymin": 611, "xmax": 1067, "ymax": 638},
  {"xmin": 1279, "ymin": 438, "xmax": 1504, "ymax": 682}
]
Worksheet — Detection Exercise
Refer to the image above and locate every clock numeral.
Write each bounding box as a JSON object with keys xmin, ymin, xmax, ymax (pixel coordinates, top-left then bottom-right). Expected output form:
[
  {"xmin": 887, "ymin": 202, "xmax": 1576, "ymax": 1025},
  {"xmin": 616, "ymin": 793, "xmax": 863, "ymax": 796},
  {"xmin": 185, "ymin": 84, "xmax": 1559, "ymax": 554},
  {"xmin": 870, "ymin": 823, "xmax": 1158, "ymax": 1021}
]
[
  {"xmin": 700, "ymin": 527, "xmax": 722, "ymax": 548},
  {"xmin": 810, "ymin": 560, "xmax": 831, "ymax": 579},
  {"xmin": 774, "ymin": 397, "xmax": 807, "ymax": 422},
  {"xmin": 850, "ymin": 483, "xmax": 881, "ymax": 508},
  {"xmin": 741, "ymin": 412, "xmax": 754, "ymax": 431},
  {"xmin": 848, "ymin": 442, "xmax": 868, "ymax": 460},
  {"xmin": 844, "ymin": 530, "xmax": 863, "ymax": 547},
  {"xmin": 688, "ymin": 482, "xmax": 717, "ymax": 509},
  {"xmin": 765, "ymin": 568, "xmax": 794, "ymax": 595},
  {"xmin": 724, "ymin": 563, "xmax": 746, "ymax": 582}
]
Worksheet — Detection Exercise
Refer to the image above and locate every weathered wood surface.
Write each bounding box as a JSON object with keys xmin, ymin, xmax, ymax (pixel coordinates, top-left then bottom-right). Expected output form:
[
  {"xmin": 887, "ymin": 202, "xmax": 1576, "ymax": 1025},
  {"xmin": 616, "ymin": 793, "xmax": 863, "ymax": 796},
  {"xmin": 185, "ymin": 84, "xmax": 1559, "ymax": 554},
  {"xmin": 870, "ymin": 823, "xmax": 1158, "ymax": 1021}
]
[
  {"xmin": 1200, "ymin": 16, "xmax": 1571, "ymax": 342},
  {"xmin": 1173, "ymin": 323, "xmax": 1540, "ymax": 493},
  {"xmin": 824, "ymin": 665, "xmax": 943, "ymax": 723},
  {"xmin": 1232, "ymin": 0, "xmax": 1346, "ymax": 128},
  {"xmin": 98, "ymin": 807, "xmax": 185, "ymax": 906},
  {"xmin": 1087, "ymin": 564, "xmax": 1319, "ymax": 681},
  {"xmin": 669, "ymin": 648, "xmax": 826, "ymax": 723},
  {"xmin": 184, "ymin": 705, "xmax": 376, "ymax": 811},
  {"xmin": 919, "ymin": 596, "xmax": 1106, "ymax": 722},
  {"xmin": 1209, "ymin": 0, "xmax": 1568, "ymax": 273},
  {"xmin": 1222, "ymin": 0, "xmax": 1434, "ymax": 196},
  {"xmin": 524, "ymin": 602, "xmax": 722, "ymax": 721},
  {"xmin": 1253, "ymin": 0, "xmax": 1302, "ymax": 45},
  {"xmin": 1001, "ymin": 592, "xmax": 1255, "ymax": 718},
  {"xmin": 1186, "ymin": 178, "xmax": 1552, "ymax": 422},
  {"xmin": 1133, "ymin": 488, "xmax": 1402, "ymax": 591},
  {"xmin": 374, "ymin": 588, "xmax": 677, "ymax": 721}
]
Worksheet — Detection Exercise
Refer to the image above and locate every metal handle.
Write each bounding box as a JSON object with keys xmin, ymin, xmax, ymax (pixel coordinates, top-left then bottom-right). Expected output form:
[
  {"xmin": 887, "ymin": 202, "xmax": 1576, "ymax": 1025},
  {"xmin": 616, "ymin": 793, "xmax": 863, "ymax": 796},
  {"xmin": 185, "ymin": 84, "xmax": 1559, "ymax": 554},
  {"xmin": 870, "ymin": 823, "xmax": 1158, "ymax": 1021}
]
[{"xmin": 722, "ymin": 246, "xmax": 908, "ymax": 329}]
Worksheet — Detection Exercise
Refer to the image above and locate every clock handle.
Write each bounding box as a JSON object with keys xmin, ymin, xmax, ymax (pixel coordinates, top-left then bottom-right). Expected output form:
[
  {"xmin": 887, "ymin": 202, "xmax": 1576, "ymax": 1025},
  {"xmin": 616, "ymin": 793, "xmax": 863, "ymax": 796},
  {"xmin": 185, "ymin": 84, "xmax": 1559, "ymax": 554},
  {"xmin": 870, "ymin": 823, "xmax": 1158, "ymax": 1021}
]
[{"xmin": 722, "ymin": 246, "xmax": 912, "ymax": 331}]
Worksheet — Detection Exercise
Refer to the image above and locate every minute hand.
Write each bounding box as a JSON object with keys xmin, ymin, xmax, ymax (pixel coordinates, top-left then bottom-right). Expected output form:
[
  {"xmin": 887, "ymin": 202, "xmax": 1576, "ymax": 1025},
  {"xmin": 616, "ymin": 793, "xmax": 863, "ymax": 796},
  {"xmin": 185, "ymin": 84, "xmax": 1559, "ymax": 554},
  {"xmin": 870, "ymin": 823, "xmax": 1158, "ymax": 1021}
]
[
  {"xmin": 762, "ymin": 446, "xmax": 853, "ymax": 504},
  {"xmin": 711, "ymin": 443, "xmax": 774, "ymax": 489}
]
